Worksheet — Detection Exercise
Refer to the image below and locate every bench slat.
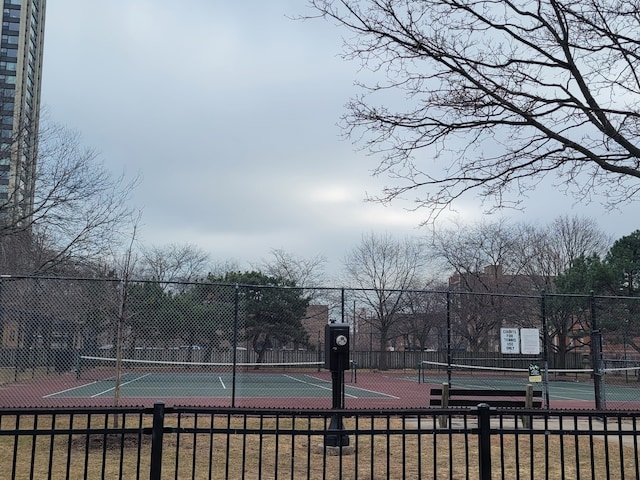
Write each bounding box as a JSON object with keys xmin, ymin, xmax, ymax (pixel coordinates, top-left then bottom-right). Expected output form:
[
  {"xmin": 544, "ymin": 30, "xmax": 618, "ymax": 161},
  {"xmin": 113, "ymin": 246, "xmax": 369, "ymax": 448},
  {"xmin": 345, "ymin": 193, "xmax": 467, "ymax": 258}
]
[
  {"xmin": 430, "ymin": 388, "xmax": 542, "ymax": 397},
  {"xmin": 448, "ymin": 389, "xmax": 542, "ymax": 397},
  {"xmin": 430, "ymin": 399, "xmax": 543, "ymax": 408}
]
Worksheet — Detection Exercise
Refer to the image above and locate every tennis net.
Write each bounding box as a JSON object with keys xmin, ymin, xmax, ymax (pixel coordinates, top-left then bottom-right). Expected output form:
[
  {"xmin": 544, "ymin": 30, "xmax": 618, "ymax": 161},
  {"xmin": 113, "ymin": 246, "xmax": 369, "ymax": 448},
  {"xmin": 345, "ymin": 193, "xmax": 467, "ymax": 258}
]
[
  {"xmin": 77, "ymin": 355, "xmax": 325, "ymax": 383},
  {"xmin": 419, "ymin": 360, "xmax": 640, "ymax": 387},
  {"xmin": 419, "ymin": 360, "xmax": 543, "ymax": 386}
]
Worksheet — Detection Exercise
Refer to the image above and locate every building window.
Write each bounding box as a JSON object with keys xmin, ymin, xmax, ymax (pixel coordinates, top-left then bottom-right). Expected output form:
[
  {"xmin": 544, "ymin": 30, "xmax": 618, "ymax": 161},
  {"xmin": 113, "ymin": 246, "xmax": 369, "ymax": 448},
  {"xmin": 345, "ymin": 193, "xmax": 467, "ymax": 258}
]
[
  {"xmin": 3, "ymin": 22, "xmax": 20, "ymax": 32},
  {"xmin": 2, "ymin": 35, "xmax": 19, "ymax": 45},
  {"xmin": 0, "ymin": 74, "xmax": 16, "ymax": 84},
  {"xmin": 3, "ymin": 9, "xmax": 21, "ymax": 20},
  {"xmin": 1, "ymin": 47, "xmax": 18, "ymax": 58},
  {"xmin": 0, "ymin": 61, "xmax": 17, "ymax": 71}
]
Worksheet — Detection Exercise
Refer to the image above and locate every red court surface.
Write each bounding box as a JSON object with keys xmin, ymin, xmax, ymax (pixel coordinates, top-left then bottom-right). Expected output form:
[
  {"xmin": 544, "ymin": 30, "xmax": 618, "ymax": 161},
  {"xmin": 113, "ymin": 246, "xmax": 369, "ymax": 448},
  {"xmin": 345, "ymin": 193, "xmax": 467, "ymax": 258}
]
[{"xmin": 0, "ymin": 369, "xmax": 636, "ymax": 410}]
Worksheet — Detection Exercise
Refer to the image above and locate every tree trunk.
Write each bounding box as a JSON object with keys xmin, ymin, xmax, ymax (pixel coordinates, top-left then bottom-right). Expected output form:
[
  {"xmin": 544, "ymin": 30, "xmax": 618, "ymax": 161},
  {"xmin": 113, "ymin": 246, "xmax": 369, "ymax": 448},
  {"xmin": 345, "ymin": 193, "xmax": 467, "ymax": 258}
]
[{"xmin": 378, "ymin": 329, "xmax": 389, "ymax": 370}]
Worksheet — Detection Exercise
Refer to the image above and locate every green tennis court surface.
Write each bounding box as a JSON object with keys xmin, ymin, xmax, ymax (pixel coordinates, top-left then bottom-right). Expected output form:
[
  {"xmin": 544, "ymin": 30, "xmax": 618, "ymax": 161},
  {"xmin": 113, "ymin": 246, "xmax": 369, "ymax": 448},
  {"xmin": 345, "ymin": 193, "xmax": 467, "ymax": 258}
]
[{"xmin": 45, "ymin": 372, "xmax": 397, "ymax": 400}]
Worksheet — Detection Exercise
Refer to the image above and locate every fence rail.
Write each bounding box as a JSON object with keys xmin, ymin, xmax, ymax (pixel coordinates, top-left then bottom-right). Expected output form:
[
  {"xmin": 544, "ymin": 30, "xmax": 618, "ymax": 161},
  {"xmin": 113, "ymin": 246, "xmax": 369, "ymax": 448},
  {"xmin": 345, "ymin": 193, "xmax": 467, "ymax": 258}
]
[{"xmin": 1, "ymin": 403, "xmax": 639, "ymax": 479}]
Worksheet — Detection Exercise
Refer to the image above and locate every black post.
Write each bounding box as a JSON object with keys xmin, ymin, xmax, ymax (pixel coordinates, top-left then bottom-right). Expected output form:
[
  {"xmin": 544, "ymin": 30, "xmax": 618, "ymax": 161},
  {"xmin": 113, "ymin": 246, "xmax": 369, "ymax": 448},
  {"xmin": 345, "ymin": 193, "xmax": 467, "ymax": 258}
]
[
  {"xmin": 324, "ymin": 322, "xmax": 350, "ymax": 447},
  {"xmin": 317, "ymin": 332, "xmax": 322, "ymax": 372},
  {"xmin": 331, "ymin": 370, "xmax": 343, "ymax": 408},
  {"xmin": 590, "ymin": 291, "xmax": 604, "ymax": 410},
  {"xmin": 325, "ymin": 413, "xmax": 349, "ymax": 447},
  {"xmin": 326, "ymin": 353, "xmax": 349, "ymax": 446},
  {"xmin": 476, "ymin": 403, "xmax": 492, "ymax": 480},
  {"xmin": 231, "ymin": 284, "xmax": 239, "ymax": 408},
  {"xmin": 541, "ymin": 291, "xmax": 550, "ymax": 409},
  {"xmin": 446, "ymin": 291, "xmax": 452, "ymax": 385},
  {"xmin": 330, "ymin": 352, "xmax": 344, "ymax": 408},
  {"xmin": 150, "ymin": 402, "xmax": 165, "ymax": 480}
]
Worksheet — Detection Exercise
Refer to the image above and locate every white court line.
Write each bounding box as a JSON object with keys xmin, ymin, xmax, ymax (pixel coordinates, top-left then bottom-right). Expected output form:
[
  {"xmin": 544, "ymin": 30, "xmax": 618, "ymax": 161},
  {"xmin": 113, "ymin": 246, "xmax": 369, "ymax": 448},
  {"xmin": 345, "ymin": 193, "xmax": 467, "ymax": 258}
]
[
  {"xmin": 219, "ymin": 377, "xmax": 226, "ymax": 389},
  {"xmin": 43, "ymin": 381, "xmax": 98, "ymax": 398},
  {"xmin": 345, "ymin": 384, "xmax": 399, "ymax": 399},
  {"xmin": 287, "ymin": 374, "xmax": 396, "ymax": 399},
  {"xmin": 282, "ymin": 374, "xmax": 360, "ymax": 397},
  {"xmin": 91, "ymin": 373, "xmax": 152, "ymax": 398},
  {"xmin": 316, "ymin": 374, "xmax": 400, "ymax": 399}
]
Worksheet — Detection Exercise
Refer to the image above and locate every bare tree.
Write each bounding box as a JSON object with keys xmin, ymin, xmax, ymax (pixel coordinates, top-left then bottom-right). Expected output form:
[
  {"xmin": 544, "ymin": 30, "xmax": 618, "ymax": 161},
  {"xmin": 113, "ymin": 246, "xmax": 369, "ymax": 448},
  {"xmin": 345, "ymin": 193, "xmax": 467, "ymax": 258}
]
[
  {"xmin": 397, "ymin": 284, "xmax": 448, "ymax": 351},
  {"xmin": 517, "ymin": 215, "xmax": 611, "ymax": 367},
  {"xmin": 343, "ymin": 232, "xmax": 427, "ymax": 368},
  {"xmin": 430, "ymin": 219, "xmax": 529, "ymax": 285},
  {"xmin": 430, "ymin": 215, "xmax": 610, "ymax": 358},
  {"xmin": 0, "ymin": 121, "xmax": 139, "ymax": 274},
  {"xmin": 519, "ymin": 215, "xmax": 611, "ymax": 288},
  {"xmin": 139, "ymin": 242, "xmax": 211, "ymax": 289},
  {"xmin": 309, "ymin": 0, "xmax": 640, "ymax": 221},
  {"xmin": 112, "ymin": 222, "xmax": 140, "ymax": 409},
  {"xmin": 429, "ymin": 220, "xmax": 537, "ymax": 351},
  {"xmin": 209, "ymin": 259, "xmax": 241, "ymax": 278},
  {"xmin": 259, "ymin": 248, "xmax": 327, "ymax": 288}
]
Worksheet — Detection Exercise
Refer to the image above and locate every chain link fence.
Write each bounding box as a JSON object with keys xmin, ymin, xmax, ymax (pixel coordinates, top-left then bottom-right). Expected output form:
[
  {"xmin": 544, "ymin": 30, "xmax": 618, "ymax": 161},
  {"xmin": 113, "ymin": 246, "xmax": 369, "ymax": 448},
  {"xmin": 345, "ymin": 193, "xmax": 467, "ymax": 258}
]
[{"xmin": 1, "ymin": 276, "xmax": 639, "ymax": 409}]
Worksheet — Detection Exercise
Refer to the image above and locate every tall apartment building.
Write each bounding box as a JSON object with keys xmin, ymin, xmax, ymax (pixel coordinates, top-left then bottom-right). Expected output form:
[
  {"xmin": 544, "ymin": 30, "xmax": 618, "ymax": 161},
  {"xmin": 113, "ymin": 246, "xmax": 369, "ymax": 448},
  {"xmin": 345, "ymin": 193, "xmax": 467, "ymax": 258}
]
[{"xmin": 0, "ymin": 0, "xmax": 46, "ymax": 224}]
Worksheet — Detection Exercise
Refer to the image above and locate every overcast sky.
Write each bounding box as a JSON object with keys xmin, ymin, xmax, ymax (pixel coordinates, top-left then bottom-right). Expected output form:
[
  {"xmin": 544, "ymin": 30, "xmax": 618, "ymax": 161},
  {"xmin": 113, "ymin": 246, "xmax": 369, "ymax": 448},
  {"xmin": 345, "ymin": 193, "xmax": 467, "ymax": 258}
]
[{"xmin": 41, "ymin": 1, "xmax": 638, "ymax": 279}]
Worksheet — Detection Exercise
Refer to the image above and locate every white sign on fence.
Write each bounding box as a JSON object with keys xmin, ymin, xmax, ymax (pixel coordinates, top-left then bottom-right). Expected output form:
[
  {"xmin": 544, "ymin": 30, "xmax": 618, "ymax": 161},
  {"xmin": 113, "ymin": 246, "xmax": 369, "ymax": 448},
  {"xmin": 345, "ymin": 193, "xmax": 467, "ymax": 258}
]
[
  {"xmin": 520, "ymin": 328, "xmax": 541, "ymax": 355},
  {"xmin": 500, "ymin": 328, "xmax": 520, "ymax": 354}
]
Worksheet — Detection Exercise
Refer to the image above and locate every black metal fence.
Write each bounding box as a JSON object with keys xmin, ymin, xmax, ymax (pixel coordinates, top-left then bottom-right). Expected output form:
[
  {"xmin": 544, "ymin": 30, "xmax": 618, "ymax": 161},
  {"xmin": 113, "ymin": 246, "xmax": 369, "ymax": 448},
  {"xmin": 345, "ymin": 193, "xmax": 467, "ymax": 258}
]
[{"xmin": 1, "ymin": 403, "xmax": 639, "ymax": 479}]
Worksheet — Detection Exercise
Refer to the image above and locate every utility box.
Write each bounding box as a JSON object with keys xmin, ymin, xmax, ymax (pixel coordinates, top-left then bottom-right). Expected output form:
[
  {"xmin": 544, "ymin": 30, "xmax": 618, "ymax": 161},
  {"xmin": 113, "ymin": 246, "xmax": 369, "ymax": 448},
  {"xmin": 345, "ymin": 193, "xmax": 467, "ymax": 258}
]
[{"xmin": 325, "ymin": 323, "xmax": 350, "ymax": 371}]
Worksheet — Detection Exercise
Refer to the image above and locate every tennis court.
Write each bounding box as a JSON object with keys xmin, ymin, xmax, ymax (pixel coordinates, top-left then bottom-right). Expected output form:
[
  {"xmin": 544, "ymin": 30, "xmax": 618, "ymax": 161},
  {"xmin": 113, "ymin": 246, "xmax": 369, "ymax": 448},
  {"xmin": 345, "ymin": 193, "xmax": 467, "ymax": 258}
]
[
  {"xmin": 0, "ymin": 356, "xmax": 430, "ymax": 409},
  {"xmin": 46, "ymin": 370, "xmax": 392, "ymax": 401},
  {"xmin": 419, "ymin": 360, "xmax": 640, "ymax": 409},
  {"xmin": 4, "ymin": 356, "xmax": 639, "ymax": 409}
]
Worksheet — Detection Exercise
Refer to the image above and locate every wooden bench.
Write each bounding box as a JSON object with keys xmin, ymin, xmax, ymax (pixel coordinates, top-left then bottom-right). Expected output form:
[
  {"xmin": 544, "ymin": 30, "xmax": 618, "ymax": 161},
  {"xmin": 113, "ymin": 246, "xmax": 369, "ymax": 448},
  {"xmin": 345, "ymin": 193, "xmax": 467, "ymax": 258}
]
[{"xmin": 429, "ymin": 383, "xmax": 543, "ymax": 427}]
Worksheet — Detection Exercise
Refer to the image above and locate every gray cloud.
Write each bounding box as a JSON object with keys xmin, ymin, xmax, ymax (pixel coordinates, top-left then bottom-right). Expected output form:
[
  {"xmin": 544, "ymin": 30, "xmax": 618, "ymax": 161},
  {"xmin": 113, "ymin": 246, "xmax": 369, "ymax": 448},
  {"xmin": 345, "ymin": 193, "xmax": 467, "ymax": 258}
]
[{"xmin": 41, "ymin": 0, "xmax": 638, "ymax": 277}]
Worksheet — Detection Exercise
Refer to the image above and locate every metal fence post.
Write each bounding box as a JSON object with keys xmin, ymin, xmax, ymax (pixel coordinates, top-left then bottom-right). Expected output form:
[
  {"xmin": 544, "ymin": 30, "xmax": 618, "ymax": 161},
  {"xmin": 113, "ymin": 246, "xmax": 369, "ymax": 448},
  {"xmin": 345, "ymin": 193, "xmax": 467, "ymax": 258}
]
[
  {"xmin": 446, "ymin": 291, "xmax": 452, "ymax": 385},
  {"xmin": 590, "ymin": 291, "xmax": 605, "ymax": 410},
  {"xmin": 540, "ymin": 290, "xmax": 550, "ymax": 408},
  {"xmin": 150, "ymin": 402, "xmax": 165, "ymax": 480},
  {"xmin": 477, "ymin": 403, "xmax": 492, "ymax": 480},
  {"xmin": 232, "ymin": 284, "xmax": 239, "ymax": 408}
]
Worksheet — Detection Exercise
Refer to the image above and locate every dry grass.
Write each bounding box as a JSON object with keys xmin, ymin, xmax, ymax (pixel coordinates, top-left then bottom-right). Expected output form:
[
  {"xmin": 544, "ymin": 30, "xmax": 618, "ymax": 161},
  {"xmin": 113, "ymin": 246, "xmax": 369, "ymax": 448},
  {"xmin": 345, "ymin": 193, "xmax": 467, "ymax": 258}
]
[{"xmin": 1, "ymin": 414, "xmax": 638, "ymax": 479}]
